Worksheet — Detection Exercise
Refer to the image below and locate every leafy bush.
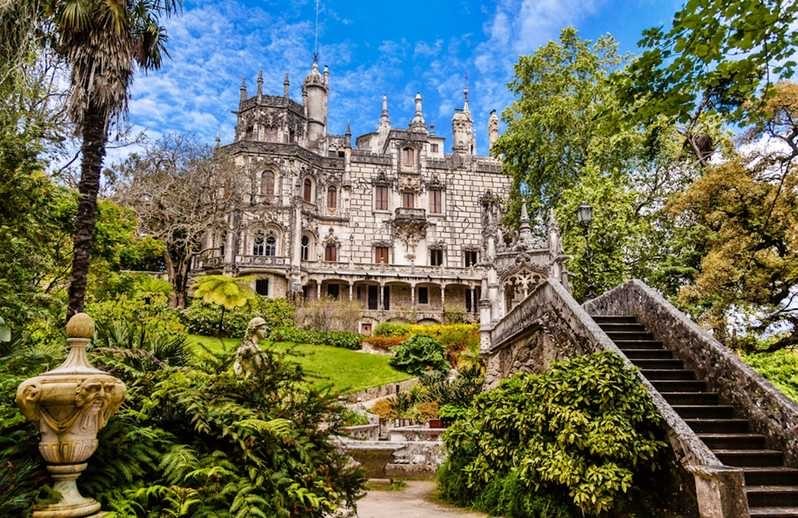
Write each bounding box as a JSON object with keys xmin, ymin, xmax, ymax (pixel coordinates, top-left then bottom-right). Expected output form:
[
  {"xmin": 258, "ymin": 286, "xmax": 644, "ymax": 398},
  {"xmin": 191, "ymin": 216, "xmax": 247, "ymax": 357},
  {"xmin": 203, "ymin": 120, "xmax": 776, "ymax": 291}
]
[
  {"xmin": 373, "ymin": 323, "xmax": 479, "ymax": 365},
  {"xmin": 389, "ymin": 335, "xmax": 450, "ymax": 375},
  {"xmin": 1, "ymin": 310, "xmax": 364, "ymax": 516},
  {"xmin": 743, "ymin": 349, "xmax": 798, "ymax": 401},
  {"xmin": 271, "ymin": 326, "xmax": 361, "ymax": 350},
  {"xmin": 374, "ymin": 322, "xmax": 411, "ymax": 337},
  {"xmin": 87, "ymin": 292, "xmax": 185, "ymax": 343},
  {"xmin": 182, "ymin": 296, "xmax": 294, "ymax": 338},
  {"xmin": 438, "ymin": 352, "xmax": 666, "ymax": 516}
]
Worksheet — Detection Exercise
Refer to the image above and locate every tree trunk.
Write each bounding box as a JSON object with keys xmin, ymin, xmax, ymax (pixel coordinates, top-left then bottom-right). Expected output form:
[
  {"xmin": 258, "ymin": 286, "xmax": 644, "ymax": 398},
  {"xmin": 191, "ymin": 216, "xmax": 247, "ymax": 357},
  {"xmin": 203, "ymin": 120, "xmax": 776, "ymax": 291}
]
[
  {"xmin": 66, "ymin": 104, "xmax": 108, "ymax": 319},
  {"xmin": 165, "ymin": 250, "xmax": 190, "ymax": 308}
]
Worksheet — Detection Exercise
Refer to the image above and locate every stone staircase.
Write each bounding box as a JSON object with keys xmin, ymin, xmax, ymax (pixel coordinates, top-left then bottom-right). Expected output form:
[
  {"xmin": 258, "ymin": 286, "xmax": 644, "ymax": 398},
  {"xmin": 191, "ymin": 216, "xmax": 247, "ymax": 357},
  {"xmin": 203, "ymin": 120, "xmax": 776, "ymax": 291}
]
[{"xmin": 594, "ymin": 315, "xmax": 798, "ymax": 518}]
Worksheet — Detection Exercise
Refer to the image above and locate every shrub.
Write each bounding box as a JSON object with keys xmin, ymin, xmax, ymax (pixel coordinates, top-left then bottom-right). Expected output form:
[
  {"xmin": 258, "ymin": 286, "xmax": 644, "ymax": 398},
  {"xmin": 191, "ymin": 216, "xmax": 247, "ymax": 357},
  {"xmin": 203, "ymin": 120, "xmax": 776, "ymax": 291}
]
[
  {"xmin": 296, "ymin": 298, "xmax": 361, "ymax": 332},
  {"xmin": 389, "ymin": 335, "xmax": 450, "ymax": 375},
  {"xmin": 374, "ymin": 322, "xmax": 411, "ymax": 337},
  {"xmin": 182, "ymin": 296, "xmax": 294, "ymax": 338},
  {"xmin": 361, "ymin": 335, "xmax": 405, "ymax": 350},
  {"xmin": 443, "ymin": 303, "xmax": 467, "ymax": 324},
  {"xmin": 271, "ymin": 326, "xmax": 361, "ymax": 350},
  {"xmin": 742, "ymin": 349, "xmax": 798, "ymax": 401},
  {"xmin": 438, "ymin": 351, "xmax": 666, "ymax": 516},
  {"xmin": 87, "ymin": 292, "xmax": 185, "ymax": 343}
]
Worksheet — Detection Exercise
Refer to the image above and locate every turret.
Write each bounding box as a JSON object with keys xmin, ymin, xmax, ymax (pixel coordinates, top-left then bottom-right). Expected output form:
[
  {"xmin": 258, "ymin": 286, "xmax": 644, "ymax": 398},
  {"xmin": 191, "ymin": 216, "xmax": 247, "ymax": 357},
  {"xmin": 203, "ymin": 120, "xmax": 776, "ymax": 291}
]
[
  {"xmin": 239, "ymin": 78, "xmax": 248, "ymax": 103},
  {"xmin": 488, "ymin": 109, "xmax": 499, "ymax": 151},
  {"xmin": 256, "ymin": 70, "xmax": 263, "ymax": 100},
  {"xmin": 409, "ymin": 92, "xmax": 427, "ymax": 133},
  {"xmin": 303, "ymin": 61, "xmax": 328, "ymax": 149},
  {"xmin": 283, "ymin": 73, "xmax": 290, "ymax": 97},
  {"xmin": 452, "ymin": 87, "xmax": 475, "ymax": 155}
]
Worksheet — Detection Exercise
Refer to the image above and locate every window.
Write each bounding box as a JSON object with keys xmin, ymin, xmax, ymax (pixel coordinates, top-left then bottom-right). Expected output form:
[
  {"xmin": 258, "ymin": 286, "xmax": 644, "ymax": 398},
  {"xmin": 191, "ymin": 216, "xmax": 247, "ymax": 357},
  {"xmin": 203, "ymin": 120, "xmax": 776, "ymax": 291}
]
[
  {"xmin": 261, "ymin": 171, "xmax": 275, "ymax": 202},
  {"xmin": 375, "ymin": 246, "xmax": 390, "ymax": 264},
  {"xmin": 402, "ymin": 147, "xmax": 415, "ymax": 166},
  {"xmin": 464, "ymin": 250, "xmax": 479, "ymax": 267},
  {"xmin": 327, "ymin": 186, "xmax": 337, "ymax": 209},
  {"xmin": 430, "ymin": 248, "xmax": 444, "ymax": 266},
  {"xmin": 418, "ymin": 286, "xmax": 429, "ymax": 304},
  {"xmin": 264, "ymin": 235, "xmax": 276, "ymax": 257},
  {"xmin": 465, "ymin": 287, "xmax": 481, "ymax": 313},
  {"xmin": 402, "ymin": 192, "xmax": 414, "ymax": 209},
  {"xmin": 429, "ymin": 189, "xmax": 442, "ymax": 214},
  {"xmin": 327, "ymin": 283, "xmax": 340, "ymax": 299},
  {"xmin": 303, "ymin": 178, "xmax": 313, "ymax": 203},
  {"xmin": 245, "ymin": 125, "xmax": 254, "ymax": 139},
  {"xmin": 301, "ymin": 235, "xmax": 310, "ymax": 261},
  {"xmin": 375, "ymin": 185, "xmax": 389, "ymax": 210},
  {"xmin": 255, "ymin": 279, "xmax": 269, "ymax": 296},
  {"xmin": 431, "ymin": 143, "xmax": 439, "ymax": 153},
  {"xmin": 325, "ymin": 244, "xmax": 337, "ymax": 262},
  {"xmin": 367, "ymin": 285, "xmax": 379, "ymax": 310},
  {"xmin": 253, "ymin": 232, "xmax": 266, "ymax": 256}
]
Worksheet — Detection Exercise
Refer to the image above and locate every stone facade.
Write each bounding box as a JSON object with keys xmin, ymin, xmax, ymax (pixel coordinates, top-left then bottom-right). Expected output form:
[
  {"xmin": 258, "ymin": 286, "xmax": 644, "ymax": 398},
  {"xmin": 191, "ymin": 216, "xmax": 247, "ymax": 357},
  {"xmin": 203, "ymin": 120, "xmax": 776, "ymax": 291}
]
[{"xmin": 196, "ymin": 62, "xmax": 567, "ymax": 330}]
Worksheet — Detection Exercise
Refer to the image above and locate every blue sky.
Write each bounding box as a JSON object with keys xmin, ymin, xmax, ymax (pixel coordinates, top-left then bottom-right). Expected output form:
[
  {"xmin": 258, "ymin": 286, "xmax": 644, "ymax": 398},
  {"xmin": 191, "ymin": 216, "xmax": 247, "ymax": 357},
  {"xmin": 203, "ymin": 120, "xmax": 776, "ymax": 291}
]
[{"xmin": 126, "ymin": 0, "xmax": 683, "ymax": 157}]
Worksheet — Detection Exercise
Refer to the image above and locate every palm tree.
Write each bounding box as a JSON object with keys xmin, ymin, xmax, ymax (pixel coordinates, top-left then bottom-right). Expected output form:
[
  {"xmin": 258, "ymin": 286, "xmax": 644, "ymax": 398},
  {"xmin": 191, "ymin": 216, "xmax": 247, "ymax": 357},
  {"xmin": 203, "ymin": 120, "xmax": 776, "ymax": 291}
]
[
  {"xmin": 192, "ymin": 275, "xmax": 258, "ymax": 336},
  {"xmin": 36, "ymin": 0, "xmax": 180, "ymax": 318}
]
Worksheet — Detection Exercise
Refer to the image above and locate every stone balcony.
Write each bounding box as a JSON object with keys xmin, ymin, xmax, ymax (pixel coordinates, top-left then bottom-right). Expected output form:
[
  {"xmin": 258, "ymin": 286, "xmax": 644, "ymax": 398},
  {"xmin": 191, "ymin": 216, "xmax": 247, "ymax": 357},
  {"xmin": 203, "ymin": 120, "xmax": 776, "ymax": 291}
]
[{"xmin": 393, "ymin": 207, "xmax": 426, "ymax": 222}]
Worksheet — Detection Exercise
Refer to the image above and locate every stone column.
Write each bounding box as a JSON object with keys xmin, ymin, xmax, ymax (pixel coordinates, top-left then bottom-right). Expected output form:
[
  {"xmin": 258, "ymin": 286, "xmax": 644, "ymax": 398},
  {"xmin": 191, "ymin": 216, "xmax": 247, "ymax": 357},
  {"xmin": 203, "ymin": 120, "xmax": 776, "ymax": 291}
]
[
  {"xmin": 16, "ymin": 313, "xmax": 125, "ymax": 518},
  {"xmin": 440, "ymin": 284, "xmax": 446, "ymax": 311},
  {"xmin": 378, "ymin": 282, "xmax": 384, "ymax": 310},
  {"xmin": 348, "ymin": 281, "xmax": 354, "ymax": 301},
  {"xmin": 410, "ymin": 284, "xmax": 416, "ymax": 310},
  {"xmin": 316, "ymin": 281, "xmax": 322, "ymax": 300}
]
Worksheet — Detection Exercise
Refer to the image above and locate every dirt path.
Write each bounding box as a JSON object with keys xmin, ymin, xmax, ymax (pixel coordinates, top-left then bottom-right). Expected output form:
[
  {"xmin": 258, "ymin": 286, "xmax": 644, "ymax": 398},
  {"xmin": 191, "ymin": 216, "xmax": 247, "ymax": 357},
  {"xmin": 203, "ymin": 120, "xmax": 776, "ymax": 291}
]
[{"xmin": 356, "ymin": 480, "xmax": 485, "ymax": 518}]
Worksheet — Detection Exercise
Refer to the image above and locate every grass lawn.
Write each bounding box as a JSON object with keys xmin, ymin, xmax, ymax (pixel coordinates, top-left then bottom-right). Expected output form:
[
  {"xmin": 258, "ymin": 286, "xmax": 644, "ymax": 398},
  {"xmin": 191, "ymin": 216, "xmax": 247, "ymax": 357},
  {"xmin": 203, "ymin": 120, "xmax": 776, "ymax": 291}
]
[{"xmin": 189, "ymin": 334, "xmax": 411, "ymax": 394}]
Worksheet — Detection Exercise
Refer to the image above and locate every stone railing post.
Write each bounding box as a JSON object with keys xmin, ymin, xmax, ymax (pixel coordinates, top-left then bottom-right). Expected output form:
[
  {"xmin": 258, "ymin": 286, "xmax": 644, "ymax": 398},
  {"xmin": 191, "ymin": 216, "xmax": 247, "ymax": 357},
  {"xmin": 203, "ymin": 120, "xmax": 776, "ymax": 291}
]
[{"xmin": 16, "ymin": 313, "xmax": 126, "ymax": 518}]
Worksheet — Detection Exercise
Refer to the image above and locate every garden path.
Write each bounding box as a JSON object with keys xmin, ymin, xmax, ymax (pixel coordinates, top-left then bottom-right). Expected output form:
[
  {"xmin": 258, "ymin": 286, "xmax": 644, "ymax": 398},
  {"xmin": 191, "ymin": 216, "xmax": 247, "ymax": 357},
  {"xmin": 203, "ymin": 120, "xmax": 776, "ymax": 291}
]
[{"xmin": 357, "ymin": 481, "xmax": 486, "ymax": 518}]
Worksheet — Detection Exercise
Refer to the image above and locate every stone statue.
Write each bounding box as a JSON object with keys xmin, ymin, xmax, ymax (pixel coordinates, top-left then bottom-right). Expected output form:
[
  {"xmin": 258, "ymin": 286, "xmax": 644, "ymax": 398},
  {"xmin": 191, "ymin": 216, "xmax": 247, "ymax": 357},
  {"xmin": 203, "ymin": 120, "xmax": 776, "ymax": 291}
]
[
  {"xmin": 16, "ymin": 313, "xmax": 125, "ymax": 518},
  {"xmin": 234, "ymin": 317, "xmax": 269, "ymax": 376}
]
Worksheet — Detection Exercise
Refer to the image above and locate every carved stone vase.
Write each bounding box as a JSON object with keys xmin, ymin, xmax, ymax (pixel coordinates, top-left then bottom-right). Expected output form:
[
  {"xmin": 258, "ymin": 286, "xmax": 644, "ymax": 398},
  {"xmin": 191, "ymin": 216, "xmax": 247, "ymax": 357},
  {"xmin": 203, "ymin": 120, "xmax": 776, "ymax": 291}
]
[{"xmin": 16, "ymin": 313, "xmax": 126, "ymax": 518}]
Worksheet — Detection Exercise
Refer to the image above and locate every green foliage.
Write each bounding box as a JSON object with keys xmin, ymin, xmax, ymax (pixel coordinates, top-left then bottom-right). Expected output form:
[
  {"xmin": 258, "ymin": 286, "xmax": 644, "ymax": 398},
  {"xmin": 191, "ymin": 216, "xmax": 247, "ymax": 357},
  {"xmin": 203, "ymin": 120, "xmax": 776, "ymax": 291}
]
[
  {"xmin": 182, "ymin": 297, "xmax": 295, "ymax": 338},
  {"xmin": 742, "ymin": 349, "xmax": 798, "ymax": 402},
  {"xmin": 270, "ymin": 327, "xmax": 361, "ymax": 350},
  {"xmin": 389, "ymin": 335, "xmax": 450, "ymax": 375},
  {"xmin": 624, "ymin": 0, "xmax": 798, "ymax": 126},
  {"xmin": 87, "ymin": 293, "xmax": 185, "ymax": 344},
  {"xmin": 192, "ymin": 275, "xmax": 258, "ymax": 310},
  {"xmin": 374, "ymin": 323, "xmax": 479, "ymax": 362},
  {"xmin": 438, "ymin": 352, "xmax": 666, "ymax": 516},
  {"xmin": 374, "ymin": 322, "xmax": 410, "ymax": 337}
]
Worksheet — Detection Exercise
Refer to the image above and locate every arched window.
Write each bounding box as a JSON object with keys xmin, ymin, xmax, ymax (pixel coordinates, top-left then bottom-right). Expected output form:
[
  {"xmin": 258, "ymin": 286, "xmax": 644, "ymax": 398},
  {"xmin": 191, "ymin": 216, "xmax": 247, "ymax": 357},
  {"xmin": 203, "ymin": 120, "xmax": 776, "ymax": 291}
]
[
  {"xmin": 402, "ymin": 147, "xmax": 415, "ymax": 167},
  {"xmin": 327, "ymin": 186, "xmax": 337, "ymax": 209},
  {"xmin": 261, "ymin": 171, "xmax": 275, "ymax": 202},
  {"xmin": 265, "ymin": 235, "xmax": 276, "ymax": 257},
  {"xmin": 324, "ymin": 243, "xmax": 337, "ymax": 262},
  {"xmin": 303, "ymin": 178, "xmax": 313, "ymax": 203},
  {"xmin": 253, "ymin": 231, "xmax": 266, "ymax": 256},
  {"xmin": 301, "ymin": 235, "xmax": 310, "ymax": 261}
]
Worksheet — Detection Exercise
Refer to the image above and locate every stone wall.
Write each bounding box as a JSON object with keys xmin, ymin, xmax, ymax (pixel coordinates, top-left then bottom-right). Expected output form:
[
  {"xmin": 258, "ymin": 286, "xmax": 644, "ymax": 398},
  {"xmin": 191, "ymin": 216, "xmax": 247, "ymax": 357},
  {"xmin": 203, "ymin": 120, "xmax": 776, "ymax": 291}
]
[{"xmin": 586, "ymin": 279, "xmax": 798, "ymax": 467}]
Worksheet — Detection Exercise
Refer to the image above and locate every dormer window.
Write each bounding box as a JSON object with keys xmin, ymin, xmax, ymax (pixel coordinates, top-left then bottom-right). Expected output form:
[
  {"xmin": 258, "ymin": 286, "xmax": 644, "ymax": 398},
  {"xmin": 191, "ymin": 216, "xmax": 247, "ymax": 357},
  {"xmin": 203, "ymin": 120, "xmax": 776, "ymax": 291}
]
[{"xmin": 401, "ymin": 147, "xmax": 415, "ymax": 167}]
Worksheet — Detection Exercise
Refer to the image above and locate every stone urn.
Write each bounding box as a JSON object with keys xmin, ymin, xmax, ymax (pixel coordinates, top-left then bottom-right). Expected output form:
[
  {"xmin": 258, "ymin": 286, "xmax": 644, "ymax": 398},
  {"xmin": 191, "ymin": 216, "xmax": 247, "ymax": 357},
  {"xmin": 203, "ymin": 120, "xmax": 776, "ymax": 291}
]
[{"xmin": 16, "ymin": 313, "xmax": 126, "ymax": 518}]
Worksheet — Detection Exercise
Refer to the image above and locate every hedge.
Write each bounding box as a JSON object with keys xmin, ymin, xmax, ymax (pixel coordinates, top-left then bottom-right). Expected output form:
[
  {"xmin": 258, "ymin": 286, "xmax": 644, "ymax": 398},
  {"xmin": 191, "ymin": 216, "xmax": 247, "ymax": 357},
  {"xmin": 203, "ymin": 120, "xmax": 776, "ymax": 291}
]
[{"xmin": 271, "ymin": 326, "xmax": 361, "ymax": 350}]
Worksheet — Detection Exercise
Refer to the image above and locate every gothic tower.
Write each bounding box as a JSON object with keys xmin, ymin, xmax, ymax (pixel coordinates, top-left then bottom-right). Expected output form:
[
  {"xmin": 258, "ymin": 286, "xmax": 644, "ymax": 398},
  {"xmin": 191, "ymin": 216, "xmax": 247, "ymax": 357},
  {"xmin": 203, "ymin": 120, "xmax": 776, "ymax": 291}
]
[
  {"xmin": 452, "ymin": 87, "xmax": 475, "ymax": 155},
  {"xmin": 303, "ymin": 61, "xmax": 329, "ymax": 151}
]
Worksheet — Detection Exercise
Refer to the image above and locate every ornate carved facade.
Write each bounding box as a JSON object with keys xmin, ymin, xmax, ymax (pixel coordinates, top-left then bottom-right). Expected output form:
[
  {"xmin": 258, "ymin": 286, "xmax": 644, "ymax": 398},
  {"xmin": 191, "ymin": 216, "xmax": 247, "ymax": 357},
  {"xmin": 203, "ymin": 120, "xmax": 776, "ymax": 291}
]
[{"xmin": 197, "ymin": 62, "xmax": 568, "ymax": 332}]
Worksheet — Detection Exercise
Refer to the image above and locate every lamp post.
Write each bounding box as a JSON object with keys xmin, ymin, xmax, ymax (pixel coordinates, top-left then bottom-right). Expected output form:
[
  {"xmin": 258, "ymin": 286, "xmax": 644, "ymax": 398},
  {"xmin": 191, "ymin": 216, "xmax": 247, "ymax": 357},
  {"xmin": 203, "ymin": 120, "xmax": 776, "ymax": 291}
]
[{"xmin": 577, "ymin": 203, "xmax": 595, "ymax": 300}]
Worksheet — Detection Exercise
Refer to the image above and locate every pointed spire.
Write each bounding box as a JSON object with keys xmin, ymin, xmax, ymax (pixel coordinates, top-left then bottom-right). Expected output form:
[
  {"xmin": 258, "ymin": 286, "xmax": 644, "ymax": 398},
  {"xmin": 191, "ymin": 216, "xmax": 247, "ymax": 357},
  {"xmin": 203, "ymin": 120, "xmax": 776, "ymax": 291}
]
[
  {"xmin": 378, "ymin": 95, "xmax": 390, "ymax": 130},
  {"xmin": 344, "ymin": 122, "xmax": 352, "ymax": 148},
  {"xmin": 239, "ymin": 78, "xmax": 248, "ymax": 102},
  {"xmin": 519, "ymin": 200, "xmax": 532, "ymax": 243},
  {"xmin": 283, "ymin": 73, "xmax": 290, "ymax": 97},
  {"xmin": 463, "ymin": 86, "xmax": 470, "ymax": 114},
  {"xmin": 345, "ymin": 122, "xmax": 351, "ymax": 136},
  {"xmin": 256, "ymin": 70, "xmax": 263, "ymax": 98},
  {"xmin": 410, "ymin": 92, "xmax": 426, "ymax": 132}
]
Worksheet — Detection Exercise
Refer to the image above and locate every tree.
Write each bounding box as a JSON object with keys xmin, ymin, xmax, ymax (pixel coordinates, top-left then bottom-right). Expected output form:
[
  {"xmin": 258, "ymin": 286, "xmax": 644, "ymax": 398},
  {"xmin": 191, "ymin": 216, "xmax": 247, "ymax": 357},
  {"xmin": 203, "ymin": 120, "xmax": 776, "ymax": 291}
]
[
  {"xmin": 192, "ymin": 275, "xmax": 257, "ymax": 336},
  {"xmin": 493, "ymin": 27, "xmax": 629, "ymax": 224},
  {"xmin": 623, "ymin": 0, "xmax": 798, "ymax": 160},
  {"xmin": 669, "ymin": 82, "xmax": 798, "ymax": 349},
  {"xmin": 112, "ymin": 136, "xmax": 241, "ymax": 307},
  {"xmin": 23, "ymin": 0, "xmax": 181, "ymax": 318}
]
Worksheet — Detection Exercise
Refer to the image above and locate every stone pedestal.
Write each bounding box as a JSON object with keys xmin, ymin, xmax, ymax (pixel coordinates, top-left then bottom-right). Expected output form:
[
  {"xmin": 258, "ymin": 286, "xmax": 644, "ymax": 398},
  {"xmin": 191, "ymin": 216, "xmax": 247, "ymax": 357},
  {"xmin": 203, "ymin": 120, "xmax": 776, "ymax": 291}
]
[{"xmin": 16, "ymin": 313, "xmax": 125, "ymax": 518}]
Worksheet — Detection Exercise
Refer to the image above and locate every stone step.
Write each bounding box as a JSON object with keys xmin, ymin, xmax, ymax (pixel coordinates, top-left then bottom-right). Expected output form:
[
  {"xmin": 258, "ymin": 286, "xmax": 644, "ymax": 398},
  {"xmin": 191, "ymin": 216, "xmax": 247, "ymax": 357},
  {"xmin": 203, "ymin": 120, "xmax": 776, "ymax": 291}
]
[
  {"xmin": 685, "ymin": 418, "xmax": 749, "ymax": 433},
  {"xmin": 661, "ymin": 391, "xmax": 719, "ymax": 405},
  {"xmin": 592, "ymin": 315, "xmax": 638, "ymax": 323},
  {"xmin": 651, "ymin": 379, "xmax": 707, "ymax": 392},
  {"xmin": 713, "ymin": 449, "xmax": 783, "ymax": 467},
  {"xmin": 641, "ymin": 368, "xmax": 697, "ymax": 380},
  {"xmin": 597, "ymin": 323, "xmax": 647, "ymax": 332},
  {"xmin": 615, "ymin": 340, "xmax": 667, "ymax": 351},
  {"xmin": 630, "ymin": 358, "xmax": 685, "ymax": 370},
  {"xmin": 606, "ymin": 330, "xmax": 655, "ymax": 341},
  {"xmin": 748, "ymin": 486, "xmax": 798, "ymax": 508},
  {"xmin": 673, "ymin": 405, "xmax": 736, "ymax": 419},
  {"xmin": 749, "ymin": 507, "xmax": 798, "ymax": 518},
  {"xmin": 698, "ymin": 433, "xmax": 767, "ymax": 449},
  {"xmin": 623, "ymin": 349, "xmax": 674, "ymax": 360},
  {"xmin": 745, "ymin": 467, "xmax": 798, "ymax": 487}
]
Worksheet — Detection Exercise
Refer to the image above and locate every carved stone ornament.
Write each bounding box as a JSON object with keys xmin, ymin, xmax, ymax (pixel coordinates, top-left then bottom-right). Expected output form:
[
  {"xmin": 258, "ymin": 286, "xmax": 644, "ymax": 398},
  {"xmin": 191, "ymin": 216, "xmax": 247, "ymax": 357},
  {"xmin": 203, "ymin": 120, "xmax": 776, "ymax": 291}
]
[{"xmin": 16, "ymin": 313, "xmax": 126, "ymax": 518}]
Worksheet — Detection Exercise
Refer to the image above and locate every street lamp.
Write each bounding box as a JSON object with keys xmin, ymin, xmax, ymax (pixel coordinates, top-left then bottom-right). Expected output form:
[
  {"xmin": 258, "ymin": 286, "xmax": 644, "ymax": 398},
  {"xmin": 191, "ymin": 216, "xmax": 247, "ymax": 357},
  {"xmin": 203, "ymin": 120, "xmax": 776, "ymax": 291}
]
[{"xmin": 577, "ymin": 203, "xmax": 595, "ymax": 300}]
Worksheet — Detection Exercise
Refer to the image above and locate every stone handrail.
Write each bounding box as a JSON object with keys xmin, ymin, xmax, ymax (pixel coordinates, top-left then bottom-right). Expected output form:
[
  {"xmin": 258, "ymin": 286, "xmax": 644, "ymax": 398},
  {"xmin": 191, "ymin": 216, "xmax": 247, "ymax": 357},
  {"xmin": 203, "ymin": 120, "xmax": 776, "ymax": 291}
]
[
  {"xmin": 586, "ymin": 279, "xmax": 798, "ymax": 466},
  {"xmin": 302, "ymin": 261, "xmax": 482, "ymax": 281},
  {"xmin": 486, "ymin": 278, "xmax": 746, "ymax": 517}
]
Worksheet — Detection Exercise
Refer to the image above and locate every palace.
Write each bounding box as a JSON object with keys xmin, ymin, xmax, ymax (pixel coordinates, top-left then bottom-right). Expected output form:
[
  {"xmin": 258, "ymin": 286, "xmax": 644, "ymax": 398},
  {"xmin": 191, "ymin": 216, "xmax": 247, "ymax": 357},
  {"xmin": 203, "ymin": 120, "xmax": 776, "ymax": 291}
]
[{"xmin": 196, "ymin": 61, "xmax": 568, "ymax": 333}]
